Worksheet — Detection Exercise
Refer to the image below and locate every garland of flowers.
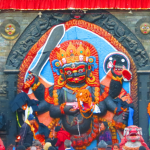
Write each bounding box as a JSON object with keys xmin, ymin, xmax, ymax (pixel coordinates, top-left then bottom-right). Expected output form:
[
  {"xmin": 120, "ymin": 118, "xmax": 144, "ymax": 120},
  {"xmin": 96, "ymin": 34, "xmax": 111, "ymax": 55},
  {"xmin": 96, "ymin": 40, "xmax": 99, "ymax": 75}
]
[
  {"xmin": 76, "ymin": 89, "xmax": 97, "ymax": 119},
  {"xmin": 48, "ymin": 118, "xmax": 60, "ymax": 139},
  {"xmin": 16, "ymin": 111, "xmax": 21, "ymax": 128},
  {"xmin": 79, "ymin": 105, "xmax": 95, "ymax": 119},
  {"xmin": 64, "ymin": 84, "xmax": 89, "ymax": 94},
  {"xmin": 53, "ymin": 83, "xmax": 101, "ymax": 118}
]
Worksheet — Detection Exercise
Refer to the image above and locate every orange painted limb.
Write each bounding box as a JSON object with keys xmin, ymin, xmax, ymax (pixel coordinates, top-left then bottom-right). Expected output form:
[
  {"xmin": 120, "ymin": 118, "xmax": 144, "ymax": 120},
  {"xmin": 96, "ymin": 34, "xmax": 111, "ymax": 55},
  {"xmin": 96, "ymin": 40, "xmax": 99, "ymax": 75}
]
[
  {"xmin": 102, "ymin": 111, "xmax": 114, "ymax": 122},
  {"xmin": 37, "ymin": 111, "xmax": 53, "ymax": 126},
  {"xmin": 101, "ymin": 70, "xmax": 112, "ymax": 87},
  {"xmin": 39, "ymin": 77, "xmax": 52, "ymax": 88}
]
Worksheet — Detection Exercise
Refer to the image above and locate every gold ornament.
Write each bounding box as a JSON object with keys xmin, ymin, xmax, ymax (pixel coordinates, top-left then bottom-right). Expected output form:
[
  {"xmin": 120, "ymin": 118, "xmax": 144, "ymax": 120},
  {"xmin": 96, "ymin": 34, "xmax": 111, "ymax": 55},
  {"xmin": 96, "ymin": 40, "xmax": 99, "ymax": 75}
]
[
  {"xmin": 5, "ymin": 24, "xmax": 16, "ymax": 35},
  {"xmin": 86, "ymin": 72, "xmax": 96, "ymax": 84},
  {"xmin": 76, "ymin": 89, "xmax": 99, "ymax": 119},
  {"xmin": 31, "ymin": 82, "xmax": 41, "ymax": 91},
  {"xmin": 64, "ymin": 84, "xmax": 88, "ymax": 94},
  {"xmin": 1, "ymin": 32, "xmax": 19, "ymax": 40},
  {"xmin": 57, "ymin": 75, "xmax": 66, "ymax": 86},
  {"xmin": 140, "ymin": 23, "xmax": 150, "ymax": 34},
  {"xmin": 0, "ymin": 19, "xmax": 20, "ymax": 40},
  {"xmin": 56, "ymin": 42, "xmax": 90, "ymax": 65},
  {"xmin": 53, "ymin": 90, "xmax": 59, "ymax": 105},
  {"xmin": 1, "ymin": 23, "xmax": 19, "ymax": 40},
  {"xmin": 112, "ymin": 76, "xmax": 123, "ymax": 84}
]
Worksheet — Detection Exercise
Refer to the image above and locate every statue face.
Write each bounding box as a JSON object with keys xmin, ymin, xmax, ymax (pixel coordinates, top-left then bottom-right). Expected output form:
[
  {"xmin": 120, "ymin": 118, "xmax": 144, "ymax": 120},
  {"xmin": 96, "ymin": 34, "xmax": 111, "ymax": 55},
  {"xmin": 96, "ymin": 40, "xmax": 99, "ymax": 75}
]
[
  {"xmin": 5, "ymin": 24, "xmax": 16, "ymax": 35},
  {"xmin": 63, "ymin": 62, "xmax": 87, "ymax": 84},
  {"xmin": 104, "ymin": 52, "xmax": 129, "ymax": 74},
  {"xmin": 140, "ymin": 23, "xmax": 150, "ymax": 34}
]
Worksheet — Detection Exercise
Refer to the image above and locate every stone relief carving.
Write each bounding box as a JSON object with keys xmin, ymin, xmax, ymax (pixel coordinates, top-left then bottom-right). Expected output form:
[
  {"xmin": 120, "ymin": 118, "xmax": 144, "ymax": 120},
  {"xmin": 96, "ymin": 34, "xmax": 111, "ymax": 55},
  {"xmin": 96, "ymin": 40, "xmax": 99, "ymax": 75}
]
[
  {"xmin": 0, "ymin": 81, "xmax": 7, "ymax": 94},
  {"xmin": 100, "ymin": 16, "xmax": 149, "ymax": 68},
  {"xmin": 5, "ymin": 10, "xmax": 150, "ymax": 70}
]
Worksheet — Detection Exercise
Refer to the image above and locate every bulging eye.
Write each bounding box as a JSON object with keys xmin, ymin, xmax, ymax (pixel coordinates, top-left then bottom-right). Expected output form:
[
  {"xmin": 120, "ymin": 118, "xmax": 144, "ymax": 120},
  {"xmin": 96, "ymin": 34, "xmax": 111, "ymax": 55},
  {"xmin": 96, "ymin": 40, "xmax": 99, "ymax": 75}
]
[
  {"xmin": 78, "ymin": 69, "xmax": 84, "ymax": 73},
  {"xmin": 147, "ymin": 27, "xmax": 149, "ymax": 29},
  {"xmin": 66, "ymin": 70, "xmax": 72, "ymax": 75},
  {"xmin": 7, "ymin": 28, "xmax": 9, "ymax": 30},
  {"xmin": 142, "ymin": 27, "xmax": 145, "ymax": 29},
  {"xmin": 121, "ymin": 59, "xmax": 125, "ymax": 62},
  {"xmin": 11, "ymin": 28, "xmax": 14, "ymax": 30},
  {"xmin": 109, "ymin": 57, "xmax": 113, "ymax": 61}
]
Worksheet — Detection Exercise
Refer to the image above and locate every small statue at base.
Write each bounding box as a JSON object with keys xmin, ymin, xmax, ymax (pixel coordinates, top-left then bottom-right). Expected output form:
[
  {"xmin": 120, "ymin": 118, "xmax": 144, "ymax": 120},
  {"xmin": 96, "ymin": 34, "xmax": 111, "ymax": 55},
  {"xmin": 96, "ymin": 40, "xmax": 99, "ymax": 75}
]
[{"xmin": 120, "ymin": 125, "xmax": 149, "ymax": 150}]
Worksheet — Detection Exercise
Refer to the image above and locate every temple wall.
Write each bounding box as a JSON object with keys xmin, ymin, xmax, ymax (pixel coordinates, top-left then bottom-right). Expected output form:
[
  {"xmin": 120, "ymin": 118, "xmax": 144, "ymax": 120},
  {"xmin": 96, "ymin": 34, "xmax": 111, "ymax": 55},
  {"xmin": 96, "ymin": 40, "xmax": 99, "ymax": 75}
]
[
  {"xmin": 110, "ymin": 10, "xmax": 150, "ymax": 56},
  {"xmin": 0, "ymin": 10, "xmax": 150, "ymax": 84},
  {"xmin": 0, "ymin": 10, "xmax": 150, "ymax": 147}
]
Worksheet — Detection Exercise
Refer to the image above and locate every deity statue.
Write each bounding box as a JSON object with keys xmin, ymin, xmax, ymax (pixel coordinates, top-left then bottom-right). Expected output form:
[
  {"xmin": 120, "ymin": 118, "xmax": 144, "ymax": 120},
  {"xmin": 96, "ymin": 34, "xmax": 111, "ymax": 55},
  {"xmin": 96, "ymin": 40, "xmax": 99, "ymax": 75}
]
[
  {"xmin": 21, "ymin": 39, "xmax": 133, "ymax": 149},
  {"xmin": 14, "ymin": 20, "xmax": 135, "ymax": 149}
]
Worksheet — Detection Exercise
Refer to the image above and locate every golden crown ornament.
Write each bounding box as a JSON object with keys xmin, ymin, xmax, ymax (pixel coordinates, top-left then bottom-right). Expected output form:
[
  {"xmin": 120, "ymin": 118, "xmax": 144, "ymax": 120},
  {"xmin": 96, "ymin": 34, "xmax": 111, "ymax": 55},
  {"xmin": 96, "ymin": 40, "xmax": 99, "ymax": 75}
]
[{"xmin": 56, "ymin": 42, "xmax": 90, "ymax": 66}]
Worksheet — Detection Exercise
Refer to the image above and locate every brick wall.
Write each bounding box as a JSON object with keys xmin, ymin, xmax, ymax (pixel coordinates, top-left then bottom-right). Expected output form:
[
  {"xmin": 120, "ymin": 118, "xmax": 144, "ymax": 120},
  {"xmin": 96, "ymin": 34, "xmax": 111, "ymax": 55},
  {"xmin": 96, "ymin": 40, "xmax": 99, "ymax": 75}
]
[{"xmin": 0, "ymin": 10, "xmax": 37, "ymax": 84}]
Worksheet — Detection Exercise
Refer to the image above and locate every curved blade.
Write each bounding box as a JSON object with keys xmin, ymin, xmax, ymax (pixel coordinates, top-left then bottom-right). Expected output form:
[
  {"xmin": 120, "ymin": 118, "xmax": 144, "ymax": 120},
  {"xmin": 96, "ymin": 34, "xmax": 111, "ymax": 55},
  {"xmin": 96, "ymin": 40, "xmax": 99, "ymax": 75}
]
[{"xmin": 31, "ymin": 24, "xmax": 65, "ymax": 75}]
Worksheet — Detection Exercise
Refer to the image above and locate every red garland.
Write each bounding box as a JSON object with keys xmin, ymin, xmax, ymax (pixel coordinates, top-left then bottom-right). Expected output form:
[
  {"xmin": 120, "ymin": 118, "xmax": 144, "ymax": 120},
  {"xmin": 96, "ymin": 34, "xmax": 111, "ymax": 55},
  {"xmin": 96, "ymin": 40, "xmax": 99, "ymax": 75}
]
[{"xmin": 44, "ymin": 88, "xmax": 54, "ymax": 104}]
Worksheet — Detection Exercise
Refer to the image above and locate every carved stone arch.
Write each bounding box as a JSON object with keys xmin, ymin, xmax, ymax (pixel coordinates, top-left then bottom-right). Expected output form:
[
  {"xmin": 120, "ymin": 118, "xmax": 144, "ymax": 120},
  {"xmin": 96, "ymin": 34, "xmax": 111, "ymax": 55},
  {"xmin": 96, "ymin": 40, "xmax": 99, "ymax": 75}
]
[
  {"xmin": 5, "ymin": 10, "xmax": 150, "ymax": 71},
  {"xmin": 4, "ymin": 10, "xmax": 150, "ymax": 144}
]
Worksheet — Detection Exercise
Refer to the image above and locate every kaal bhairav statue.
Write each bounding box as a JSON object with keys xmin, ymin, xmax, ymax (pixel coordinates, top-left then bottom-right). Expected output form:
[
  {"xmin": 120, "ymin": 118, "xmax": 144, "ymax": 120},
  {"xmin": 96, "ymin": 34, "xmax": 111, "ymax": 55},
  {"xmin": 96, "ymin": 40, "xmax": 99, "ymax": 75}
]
[{"xmin": 15, "ymin": 20, "xmax": 135, "ymax": 149}]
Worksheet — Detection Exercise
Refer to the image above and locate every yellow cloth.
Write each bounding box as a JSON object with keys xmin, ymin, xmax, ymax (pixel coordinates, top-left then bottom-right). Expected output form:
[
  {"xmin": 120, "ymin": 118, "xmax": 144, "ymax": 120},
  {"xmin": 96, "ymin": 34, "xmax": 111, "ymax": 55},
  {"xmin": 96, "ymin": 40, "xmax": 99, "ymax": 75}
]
[
  {"xmin": 44, "ymin": 142, "xmax": 52, "ymax": 150},
  {"xmin": 112, "ymin": 76, "xmax": 123, "ymax": 84},
  {"xmin": 25, "ymin": 119, "xmax": 36, "ymax": 139}
]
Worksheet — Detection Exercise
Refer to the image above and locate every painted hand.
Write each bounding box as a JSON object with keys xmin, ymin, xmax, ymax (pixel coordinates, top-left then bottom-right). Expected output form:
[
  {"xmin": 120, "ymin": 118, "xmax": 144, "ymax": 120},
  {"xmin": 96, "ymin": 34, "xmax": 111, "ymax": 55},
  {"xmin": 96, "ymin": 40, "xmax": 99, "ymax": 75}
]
[
  {"xmin": 22, "ymin": 71, "xmax": 39, "ymax": 93},
  {"xmin": 64, "ymin": 105, "xmax": 79, "ymax": 115},
  {"xmin": 24, "ymin": 71, "xmax": 39, "ymax": 89}
]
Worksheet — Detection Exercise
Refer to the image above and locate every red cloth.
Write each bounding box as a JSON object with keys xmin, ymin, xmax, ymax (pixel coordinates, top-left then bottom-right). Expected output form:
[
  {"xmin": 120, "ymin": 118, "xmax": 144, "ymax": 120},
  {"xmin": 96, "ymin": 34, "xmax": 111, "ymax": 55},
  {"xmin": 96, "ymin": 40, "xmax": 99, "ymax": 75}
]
[
  {"xmin": 0, "ymin": 0, "xmax": 150, "ymax": 10},
  {"xmin": 0, "ymin": 145, "xmax": 5, "ymax": 150},
  {"xmin": 55, "ymin": 130, "xmax": 71, "ymax": 150},
  {"xmin": 0, "ymin": 138, "xmax": 5, "ymax": 150}
]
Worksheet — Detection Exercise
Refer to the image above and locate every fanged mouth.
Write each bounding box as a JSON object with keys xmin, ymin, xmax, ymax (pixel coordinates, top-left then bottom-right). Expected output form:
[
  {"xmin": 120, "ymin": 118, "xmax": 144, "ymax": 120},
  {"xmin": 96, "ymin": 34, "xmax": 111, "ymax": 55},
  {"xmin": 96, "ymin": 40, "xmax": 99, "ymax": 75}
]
[
  {"xmin": 114, "ymin": 65, "xmax": 125, "ymax": 70},
  {"xmin": 67, "ymin": 75, "xmax": 85, "ymax": 83},
  {"xmin": 72, "ymin": 77, "xmax": 80, "ymax": 81},
  {"xmin": 74, "ymin": 16, "xmax": 81, "ymax": 19},
  {"xmin": 113, "ymin": 65, "xmax": 126, "ymax": 75},
  {"xmin": 129, "ymin": 133, "xmax": 138, "ymax": 136},
  {"xmin": 114, "ymin": 67, "xmax": 123, "ymax": 71}
]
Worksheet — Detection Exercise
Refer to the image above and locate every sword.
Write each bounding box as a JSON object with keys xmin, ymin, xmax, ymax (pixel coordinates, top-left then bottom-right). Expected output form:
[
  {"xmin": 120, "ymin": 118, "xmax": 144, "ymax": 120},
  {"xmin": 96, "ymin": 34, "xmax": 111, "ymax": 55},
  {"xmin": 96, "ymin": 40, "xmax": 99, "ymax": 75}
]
[{"xmin": 31, "ymin": 24, "xmax": 65, "ymax": 76}]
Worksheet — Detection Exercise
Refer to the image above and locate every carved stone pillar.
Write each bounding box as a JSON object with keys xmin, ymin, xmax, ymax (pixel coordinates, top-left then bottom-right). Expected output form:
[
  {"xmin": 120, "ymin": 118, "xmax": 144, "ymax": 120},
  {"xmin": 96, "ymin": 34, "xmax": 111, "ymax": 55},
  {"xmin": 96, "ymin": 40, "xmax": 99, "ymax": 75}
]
[{"xmin": 138, "ymin": 71, "xmax": 150, "ymax": 144}]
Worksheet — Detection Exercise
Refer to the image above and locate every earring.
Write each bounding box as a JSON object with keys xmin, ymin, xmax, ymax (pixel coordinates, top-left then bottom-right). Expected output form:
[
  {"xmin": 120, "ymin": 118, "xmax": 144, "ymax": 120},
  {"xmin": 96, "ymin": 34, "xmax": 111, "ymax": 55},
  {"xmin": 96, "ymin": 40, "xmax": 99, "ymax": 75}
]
[
  {"xmin": 58, "ymin": 75, "xmax": 66, "ymax": 86},
  {"xmin": 87, "ymin": 72, "xmax": 96, "ymax": 83}
]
